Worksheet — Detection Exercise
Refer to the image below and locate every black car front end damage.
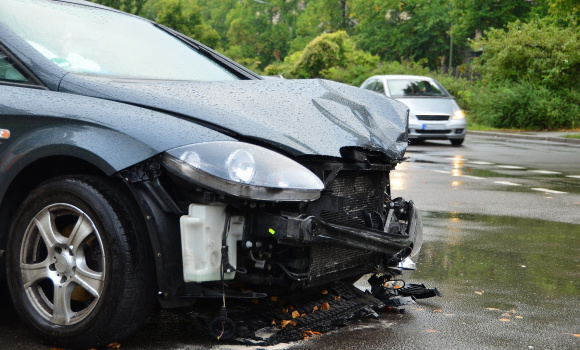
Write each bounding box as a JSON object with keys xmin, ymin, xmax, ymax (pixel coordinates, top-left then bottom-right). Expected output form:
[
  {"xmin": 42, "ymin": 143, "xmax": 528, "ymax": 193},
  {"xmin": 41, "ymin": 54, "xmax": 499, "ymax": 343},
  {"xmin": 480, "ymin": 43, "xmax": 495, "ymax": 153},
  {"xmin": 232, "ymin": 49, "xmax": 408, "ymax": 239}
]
[
  {"xmin": 121, "ymin": 148, "xmax": 432, "ymax": 343},
  {"xmin": 122, "ymin": 146, "xmax": 423, "ymax": 297}
]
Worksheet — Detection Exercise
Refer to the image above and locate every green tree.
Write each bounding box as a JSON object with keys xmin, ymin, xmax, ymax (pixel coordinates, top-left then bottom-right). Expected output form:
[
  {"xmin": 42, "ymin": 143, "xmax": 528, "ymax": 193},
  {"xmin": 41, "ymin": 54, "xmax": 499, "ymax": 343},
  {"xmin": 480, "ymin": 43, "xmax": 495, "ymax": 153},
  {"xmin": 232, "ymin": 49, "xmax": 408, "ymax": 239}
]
[
  {"xmin": 473, "ymin": 19, "xmax": 580, "ymax": 90},
  {"xmin": 141, "ymin": 0, "xmax": 220, "ymax": 48},
  {"xmin": 223, "ymin": 0, "xmax": 301, "ymax": 70},
  {"xmin": 451, "ymin": 0, "xmax": 535, "ymax": 45},
  {"xmin": 351, "ymin": 0, "xmax": 453, "ymax": 70},
  {"xmin": 266, "ymin": 31, "xmax": 380, "ymax": 85}
]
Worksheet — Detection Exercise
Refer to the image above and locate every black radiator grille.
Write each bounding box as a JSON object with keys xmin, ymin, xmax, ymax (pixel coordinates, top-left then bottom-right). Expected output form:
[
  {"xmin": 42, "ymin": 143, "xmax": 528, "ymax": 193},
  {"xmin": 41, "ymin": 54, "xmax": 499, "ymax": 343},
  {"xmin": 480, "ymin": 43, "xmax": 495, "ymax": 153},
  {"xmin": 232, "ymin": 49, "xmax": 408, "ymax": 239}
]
[
  {"xmin": 310, "ymin": 244, "xmax": 379, "ymax": 280},
  {"xmin": 320, "ymin": 171, "xmax": 385, "ymax": 229},
  {"xmin": 416, "ymin": 115, "xmax": 449, "ymax": 121}
]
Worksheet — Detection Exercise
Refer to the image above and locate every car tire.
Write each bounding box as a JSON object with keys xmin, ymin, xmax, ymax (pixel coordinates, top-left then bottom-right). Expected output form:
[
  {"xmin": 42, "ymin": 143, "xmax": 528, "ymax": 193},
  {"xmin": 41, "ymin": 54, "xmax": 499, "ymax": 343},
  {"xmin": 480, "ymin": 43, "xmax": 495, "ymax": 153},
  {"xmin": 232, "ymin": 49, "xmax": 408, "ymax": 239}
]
[
  {"xmin": 450, "ymin": 138, "xmax": 464, "ymax": 146},
  {"xmin": 6, "ymin": 175, "xmax": 155, "ymax": 348}
]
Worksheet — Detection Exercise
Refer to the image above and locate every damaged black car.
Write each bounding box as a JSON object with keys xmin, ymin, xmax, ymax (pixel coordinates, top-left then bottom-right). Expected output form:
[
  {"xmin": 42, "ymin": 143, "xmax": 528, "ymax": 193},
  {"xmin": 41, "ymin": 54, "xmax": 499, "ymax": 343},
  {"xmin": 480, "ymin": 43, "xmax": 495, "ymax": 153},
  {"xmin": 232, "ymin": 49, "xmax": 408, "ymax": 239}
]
[{"xmin": 0, "ymin": 0, "xmax": 426, "ymax": 347}]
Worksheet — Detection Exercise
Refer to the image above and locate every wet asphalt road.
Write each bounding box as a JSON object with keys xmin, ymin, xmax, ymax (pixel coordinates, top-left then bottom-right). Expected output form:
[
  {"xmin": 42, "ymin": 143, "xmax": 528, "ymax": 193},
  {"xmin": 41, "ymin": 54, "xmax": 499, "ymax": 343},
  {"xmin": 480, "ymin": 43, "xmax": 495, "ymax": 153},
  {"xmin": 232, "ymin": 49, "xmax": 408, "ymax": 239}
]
[{"xmin": 1, "ymin": 134, "xmax": 579, "ymax": 350}]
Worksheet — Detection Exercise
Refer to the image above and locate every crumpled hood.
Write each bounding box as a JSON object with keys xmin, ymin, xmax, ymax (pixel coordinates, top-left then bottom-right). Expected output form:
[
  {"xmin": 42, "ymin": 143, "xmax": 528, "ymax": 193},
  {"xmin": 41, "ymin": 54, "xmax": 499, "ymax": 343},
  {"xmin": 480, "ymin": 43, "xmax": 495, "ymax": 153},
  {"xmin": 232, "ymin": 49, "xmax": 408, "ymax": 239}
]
[
  {"xmin": 60, "ymin": 76, "xmax": 409, "ymax": 160},
  {"xmin": 395, "ymin": 97, "xmax": 460, "ymax": 117}
]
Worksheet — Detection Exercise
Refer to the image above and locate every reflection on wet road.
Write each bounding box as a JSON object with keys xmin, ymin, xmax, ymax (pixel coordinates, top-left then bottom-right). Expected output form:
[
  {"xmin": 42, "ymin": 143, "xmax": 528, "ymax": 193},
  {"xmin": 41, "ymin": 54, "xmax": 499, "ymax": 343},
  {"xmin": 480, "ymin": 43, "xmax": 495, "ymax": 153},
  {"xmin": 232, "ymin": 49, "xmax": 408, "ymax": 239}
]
[{"xmin": 293, "ymin": 212, "xmax": 580, "ymax": 350}]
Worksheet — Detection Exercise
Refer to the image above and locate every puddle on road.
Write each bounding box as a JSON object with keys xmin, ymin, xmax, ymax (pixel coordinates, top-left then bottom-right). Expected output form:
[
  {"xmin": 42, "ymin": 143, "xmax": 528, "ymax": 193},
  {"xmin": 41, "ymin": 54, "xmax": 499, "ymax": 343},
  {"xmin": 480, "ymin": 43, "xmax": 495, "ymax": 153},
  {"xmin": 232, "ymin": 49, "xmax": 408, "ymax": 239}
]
[{"xmin": 415, "ymin": 211, "xmax": 580, "ymax": 299}]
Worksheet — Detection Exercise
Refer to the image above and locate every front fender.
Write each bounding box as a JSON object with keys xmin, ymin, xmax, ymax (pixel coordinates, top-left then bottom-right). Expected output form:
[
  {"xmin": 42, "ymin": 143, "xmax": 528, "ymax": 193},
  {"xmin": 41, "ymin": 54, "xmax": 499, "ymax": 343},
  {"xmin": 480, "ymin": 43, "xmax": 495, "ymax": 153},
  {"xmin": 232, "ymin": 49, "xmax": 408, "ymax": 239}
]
[{"xmin": 0, "ymin": 85, "xmax": 235, "ymax": 201}]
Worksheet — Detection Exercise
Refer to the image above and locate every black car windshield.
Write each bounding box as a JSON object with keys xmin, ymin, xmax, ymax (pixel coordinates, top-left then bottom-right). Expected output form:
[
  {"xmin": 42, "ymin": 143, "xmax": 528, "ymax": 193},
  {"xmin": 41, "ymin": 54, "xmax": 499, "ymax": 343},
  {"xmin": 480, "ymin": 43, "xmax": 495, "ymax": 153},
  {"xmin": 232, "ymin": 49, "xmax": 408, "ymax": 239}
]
[
  {"xmin": 387, "ymin": 79, "xmax": 448, "ymax": 98},
  {"xmin": 0, "ymin": 0, "xmax": 238, "ymax": 81}
]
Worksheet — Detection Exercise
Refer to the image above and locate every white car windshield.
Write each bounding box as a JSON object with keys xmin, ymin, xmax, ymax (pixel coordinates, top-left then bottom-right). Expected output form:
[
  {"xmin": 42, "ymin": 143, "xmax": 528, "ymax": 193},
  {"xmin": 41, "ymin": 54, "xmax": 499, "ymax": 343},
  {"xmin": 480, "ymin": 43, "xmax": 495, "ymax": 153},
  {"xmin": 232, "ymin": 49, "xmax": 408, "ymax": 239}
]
[
  {"xmin": 387, "ymin": 79, "xmax": 448, "ymax": 98},
  {"xmin": 0, "ymin": 0, "xmax": 238, "ymax": 81}
]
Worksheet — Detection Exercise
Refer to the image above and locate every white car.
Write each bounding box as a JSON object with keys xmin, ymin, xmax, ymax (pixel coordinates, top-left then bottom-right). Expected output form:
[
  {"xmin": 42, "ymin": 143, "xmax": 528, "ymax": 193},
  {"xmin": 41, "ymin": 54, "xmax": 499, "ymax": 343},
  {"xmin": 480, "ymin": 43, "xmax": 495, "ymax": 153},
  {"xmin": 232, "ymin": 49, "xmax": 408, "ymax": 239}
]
[{"xmin": 361, "ymin": 75, "xmax": 467, "ymax": 146}]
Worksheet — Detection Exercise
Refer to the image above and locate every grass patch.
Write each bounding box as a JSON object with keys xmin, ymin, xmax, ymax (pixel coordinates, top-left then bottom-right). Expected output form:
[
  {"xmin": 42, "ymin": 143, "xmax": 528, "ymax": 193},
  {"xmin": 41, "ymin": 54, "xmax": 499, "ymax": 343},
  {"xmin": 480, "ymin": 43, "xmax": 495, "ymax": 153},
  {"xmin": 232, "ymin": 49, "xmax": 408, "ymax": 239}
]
[{"xmin": 564, "ymin": 134, "xmax": 580, "ymax": 139}]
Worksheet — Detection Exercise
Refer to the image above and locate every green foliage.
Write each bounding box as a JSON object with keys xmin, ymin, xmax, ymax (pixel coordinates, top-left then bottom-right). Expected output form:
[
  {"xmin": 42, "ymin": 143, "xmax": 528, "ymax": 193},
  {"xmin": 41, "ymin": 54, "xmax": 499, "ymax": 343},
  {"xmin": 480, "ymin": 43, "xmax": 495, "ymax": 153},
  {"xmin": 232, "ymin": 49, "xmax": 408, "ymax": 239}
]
[
  {"xmin": 472, "ymin": 19, "xmax": 580, "ymax": 90},
  {"xmin": 467, "ymin": 81, "xmax": 580, "ymax": 130},
  {"xmin": 351, "ymin": 0, "xmax": 453, "ymax": 70},
  {"xmin": 451, "ymin": 0, "xmax": 534, "ymax": 45},
  {"xmin": 265, "ymin": 31, "xmax": 379, "ymax": 85},
  {"xmin": 141, "ymin": 0, "xmax": 220, "ymax": 48}
]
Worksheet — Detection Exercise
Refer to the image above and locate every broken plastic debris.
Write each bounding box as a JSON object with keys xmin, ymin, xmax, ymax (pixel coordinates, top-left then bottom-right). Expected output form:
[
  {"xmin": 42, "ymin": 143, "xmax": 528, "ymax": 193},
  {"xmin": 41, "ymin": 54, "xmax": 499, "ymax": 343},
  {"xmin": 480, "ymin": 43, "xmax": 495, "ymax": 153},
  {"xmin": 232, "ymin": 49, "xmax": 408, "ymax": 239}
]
[{"xmin": 474, "ymin": 291, "xmax": 484, "ymax": 295}]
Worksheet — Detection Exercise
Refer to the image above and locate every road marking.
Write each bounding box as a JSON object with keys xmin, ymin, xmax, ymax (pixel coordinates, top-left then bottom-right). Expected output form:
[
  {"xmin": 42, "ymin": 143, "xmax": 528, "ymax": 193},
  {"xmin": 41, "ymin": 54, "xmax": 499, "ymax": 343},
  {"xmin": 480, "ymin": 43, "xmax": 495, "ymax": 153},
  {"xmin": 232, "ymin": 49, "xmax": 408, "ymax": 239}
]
[
  {"xmin": 462, "ymin": 175, "xmax": 485, "ymax": 180},
  {"xmin": 494, "ymin": 181, "xmax": 521, "ymax": 186},
  {"xmin": 469, "ymin": 161, "xmax": 494, "ymax": 165},
  {"xmin": 496, "ymin": 165, "xmax": 526, "ymax": 169},
  {"xmin": 432, "ymin": 170, "xmax": 451, "ymax": 174},
  {"xmin": 566, "ymin": 175, "xmax": 580, "ymax": 179},
  {"xmin": 531, "ymin": 188, "xmax": 567, "ymax": 194},
  {"xmin": 445, "ymin": 157, "xmax": 468, "ymax": 161},
  {"xmin": 529, "ymin": 170, "xmax": 562, "ymax": 175}
]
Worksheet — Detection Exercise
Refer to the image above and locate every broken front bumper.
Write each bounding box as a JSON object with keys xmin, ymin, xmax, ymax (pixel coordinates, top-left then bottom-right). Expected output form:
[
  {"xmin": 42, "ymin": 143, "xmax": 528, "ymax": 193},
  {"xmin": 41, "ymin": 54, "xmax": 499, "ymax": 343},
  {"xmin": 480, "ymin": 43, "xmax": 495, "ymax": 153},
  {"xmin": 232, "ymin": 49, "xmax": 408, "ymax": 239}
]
[{"xmin": 248, "ymin": 200, "xmax": 423, "ymax": 280}]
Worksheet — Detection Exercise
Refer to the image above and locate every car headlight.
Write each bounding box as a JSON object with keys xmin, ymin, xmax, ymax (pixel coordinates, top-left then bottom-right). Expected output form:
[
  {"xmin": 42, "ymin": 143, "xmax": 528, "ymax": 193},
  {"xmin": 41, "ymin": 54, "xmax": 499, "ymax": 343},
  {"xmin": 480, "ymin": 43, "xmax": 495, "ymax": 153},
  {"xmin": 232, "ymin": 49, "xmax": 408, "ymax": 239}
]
[
  {"xmin": 452, "ymin": 110, "xmax": 465, "ymax": 119},
  {"xmin": 162, "ymin": 141, "xmax": 325, "ymax": 201},
  {"xmin": 408, "ymin": 111, "xmax": 418, "ymax": 121}
]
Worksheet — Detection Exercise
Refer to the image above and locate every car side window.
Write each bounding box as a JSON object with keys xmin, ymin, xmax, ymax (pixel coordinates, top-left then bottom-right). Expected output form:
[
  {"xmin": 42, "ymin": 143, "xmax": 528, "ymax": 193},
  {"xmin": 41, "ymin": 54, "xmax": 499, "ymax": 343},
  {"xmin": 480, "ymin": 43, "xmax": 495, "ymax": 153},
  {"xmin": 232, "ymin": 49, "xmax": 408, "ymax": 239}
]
[
  {"xmin": 0, "ymin": 51, "xmax": 28, "ymax": 82},
  {"xmin": 363, "ymin": 80, "xmax": 376, "ymax": 91},
  {"xmin": 373, "ymin": 81, "xmax": 385, "ymax": 94}
]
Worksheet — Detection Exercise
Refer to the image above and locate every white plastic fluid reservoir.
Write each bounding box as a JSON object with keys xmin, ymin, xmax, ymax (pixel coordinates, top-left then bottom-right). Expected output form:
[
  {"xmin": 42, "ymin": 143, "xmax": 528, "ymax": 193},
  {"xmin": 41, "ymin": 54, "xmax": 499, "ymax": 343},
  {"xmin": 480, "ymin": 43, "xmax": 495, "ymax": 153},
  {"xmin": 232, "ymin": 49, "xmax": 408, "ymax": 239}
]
[{"xmin": 180, "ymin": 203, "xmax": 244, "ymax": 282}]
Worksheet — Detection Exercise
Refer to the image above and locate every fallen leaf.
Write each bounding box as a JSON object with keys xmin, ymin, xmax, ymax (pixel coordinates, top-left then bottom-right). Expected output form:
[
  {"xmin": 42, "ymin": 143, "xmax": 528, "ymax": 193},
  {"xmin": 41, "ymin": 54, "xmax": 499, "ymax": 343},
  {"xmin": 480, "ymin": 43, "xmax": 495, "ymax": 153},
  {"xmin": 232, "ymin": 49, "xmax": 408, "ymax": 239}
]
[
  {"xmin": 301, "ymin": 313, "xmax": 306, "ymax": 317},
  {"xmin": 292, "ymin": 310, "xmax": 300, "ymax": 319},
  {"xmin": 282, "ymin": 308, "xmax": 289, "ymax": 313},
  {"xmin": 108, "ymin": 343, "xmax": 121, "ymax": 349},
  {"xmin": 412, "ymin": 308, "xmax": 424, "ymax": 311},
  {"xmin": 289, "ymin": 321, "xmax": 297, "ymax": 326},
  {"xmin": 281, "ymin": 320, "xmax": 292, "ymax": 328},
  {"xmin": 515, "ymin": 316, "xmax": 523, "ymax": 319},
  {"xmin": 321, "ymin": 302, "xmax": 330, "ymax": 310},
  {"xmin": 321, "ymin": 290, "xmax": 328, "ymax": 295},
  {"xmin": 425, "ymin": 329, "xmax": 438, "ymax": 333},
  {"xmin": 573, "ymin": 334, "xmax": 580, "ymax": 337},
  {"xmin": 304, "ymin": 330, "xmax": 322, "ymax": 335},
  {"xmin": 486, "ymin": 308, "xmax": 499, "ymax": 311},
  {"xmin": 334, "ymin": 295, "xmax": 341, "ymax": 300},
  {"xmin": 290, "ymin": 305, "xmax": 295, "ymax": 310},
  {"xmin": 50, "ymin": 348, "xmax": 64, "ymax": 350},
  {"xmin": 312, "ymin": 306, "xmax": 319, "ymax": 312},
  {"xmin": 271, "ymin": 319, "xmax": 276, "ymax": 325},
  {"xmin": 251, "ymin": 299, "xmax": 260, "ymax": 305},
  {"xmin": 499, "ymin": 318, "xmax": 510, "ymax": 322},
  {"xmin": 501, "ymin": 313, "xmax": 511, "ymax": 317},
  {"xmin": 474, "ymin": 291, "xmax": 483, "ymax": 295},
  {"xmin": 270, "ymin": 296, "xmax": 279, "ymax": 301},
  {"xmin": 434, "ymin": 309, "xmax": 443, "ymax": 312}
]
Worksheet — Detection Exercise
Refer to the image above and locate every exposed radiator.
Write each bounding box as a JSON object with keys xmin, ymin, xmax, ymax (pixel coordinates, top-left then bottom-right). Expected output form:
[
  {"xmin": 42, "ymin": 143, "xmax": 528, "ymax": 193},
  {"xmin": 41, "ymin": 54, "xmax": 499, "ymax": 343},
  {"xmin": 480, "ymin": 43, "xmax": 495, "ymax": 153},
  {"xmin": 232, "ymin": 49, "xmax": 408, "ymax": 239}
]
[{"xmin": 320, "ymin": 171, "xmax": 385, "ymax": 229}]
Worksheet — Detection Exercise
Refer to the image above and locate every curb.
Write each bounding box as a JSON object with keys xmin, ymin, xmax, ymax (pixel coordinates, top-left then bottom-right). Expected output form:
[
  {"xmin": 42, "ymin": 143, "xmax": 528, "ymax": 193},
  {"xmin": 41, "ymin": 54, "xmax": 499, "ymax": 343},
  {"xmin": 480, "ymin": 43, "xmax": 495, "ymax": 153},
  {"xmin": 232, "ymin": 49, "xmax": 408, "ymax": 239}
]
[{"xmin": 467, "ymin": 131, "xmax": 580, "ymax": 145}]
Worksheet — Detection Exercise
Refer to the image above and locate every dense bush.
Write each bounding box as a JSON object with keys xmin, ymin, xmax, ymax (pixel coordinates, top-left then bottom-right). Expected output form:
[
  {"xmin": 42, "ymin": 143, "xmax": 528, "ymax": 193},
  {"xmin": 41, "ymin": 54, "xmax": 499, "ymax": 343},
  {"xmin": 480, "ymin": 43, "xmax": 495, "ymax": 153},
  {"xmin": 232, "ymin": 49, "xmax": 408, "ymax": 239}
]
[
  {"xmin": 467, "ymin": 81, "xmax": 580, "ymax": 129},
  {"xmin": 472, "ymin": 19, "xmax": 580, "ymax": 91}
]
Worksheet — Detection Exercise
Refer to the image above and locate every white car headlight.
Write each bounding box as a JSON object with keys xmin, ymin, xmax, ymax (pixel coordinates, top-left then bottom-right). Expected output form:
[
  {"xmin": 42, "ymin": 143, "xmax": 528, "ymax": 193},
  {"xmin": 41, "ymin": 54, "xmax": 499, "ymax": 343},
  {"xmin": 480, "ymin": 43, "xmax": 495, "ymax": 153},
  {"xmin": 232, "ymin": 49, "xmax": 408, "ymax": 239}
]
[
  {"xmin": 163, "ymin": 141, "xmax": 325, "ymax": 201},
  {"xmin": 452, "ymin": 109, "xmax": 465, "ymax": 119}
]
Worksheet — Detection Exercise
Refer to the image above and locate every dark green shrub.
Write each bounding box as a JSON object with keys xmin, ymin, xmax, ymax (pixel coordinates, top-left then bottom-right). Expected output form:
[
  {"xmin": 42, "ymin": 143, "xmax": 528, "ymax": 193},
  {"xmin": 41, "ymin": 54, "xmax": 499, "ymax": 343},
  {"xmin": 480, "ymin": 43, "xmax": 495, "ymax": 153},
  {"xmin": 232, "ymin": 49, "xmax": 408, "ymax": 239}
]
[{"xmin": 469, "ymin": 81, "xmax": 580, "ymax": 129}]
